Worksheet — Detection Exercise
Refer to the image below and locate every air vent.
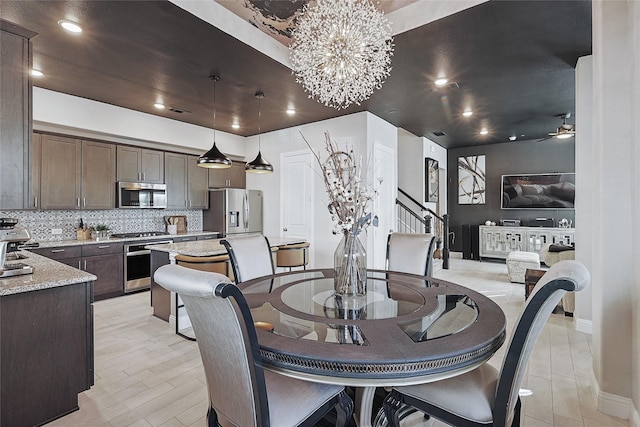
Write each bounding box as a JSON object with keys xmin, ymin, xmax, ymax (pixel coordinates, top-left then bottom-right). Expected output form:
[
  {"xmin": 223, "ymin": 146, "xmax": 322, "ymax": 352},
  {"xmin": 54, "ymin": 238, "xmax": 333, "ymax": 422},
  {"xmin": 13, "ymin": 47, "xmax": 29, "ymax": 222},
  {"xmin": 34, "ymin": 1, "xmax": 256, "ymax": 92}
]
[
  {"xmin": 168, "ymin": 107, "xmax": 191, "ymax": 114},
  {"xmin": 447, "ymin": 82, "xmax": 460, "ymax": 89},
  {"xmin": 432, "ymin": 131, "xmax": 446, "ymax": 137}
]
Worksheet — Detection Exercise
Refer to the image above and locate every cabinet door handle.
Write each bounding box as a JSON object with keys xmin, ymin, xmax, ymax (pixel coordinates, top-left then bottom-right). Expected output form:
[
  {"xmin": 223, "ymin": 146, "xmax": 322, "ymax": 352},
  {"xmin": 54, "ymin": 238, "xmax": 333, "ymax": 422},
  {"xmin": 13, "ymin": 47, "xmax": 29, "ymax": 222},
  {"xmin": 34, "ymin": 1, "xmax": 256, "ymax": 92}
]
[
  {"xmin": 97, "ymin": 245, "xmax": 110, "ymax": 249},
  {"xmin": 142, "ymin": 172, "xmax": 146, "ymax": 181},
  {"xmin": 34, "ymin": 197, "xmax": 38, "ymax": 208},
  {"xmin": 83, "ymin": 260, "xmax": 87, "ymax": 270},
  {"xmin": 83, "ymin": 197, "xmax": 86, "ymax": 207},
  {"xmin": 51, "ymin": 249, "xmax": 66, "ymax": 253},
  {"xmin": 78, "ymin": 260, "xmax": 82, "ymax": 270},
  {"xmin": 77, "ymin": 198, "xmax": 81, "ymax": 208}
]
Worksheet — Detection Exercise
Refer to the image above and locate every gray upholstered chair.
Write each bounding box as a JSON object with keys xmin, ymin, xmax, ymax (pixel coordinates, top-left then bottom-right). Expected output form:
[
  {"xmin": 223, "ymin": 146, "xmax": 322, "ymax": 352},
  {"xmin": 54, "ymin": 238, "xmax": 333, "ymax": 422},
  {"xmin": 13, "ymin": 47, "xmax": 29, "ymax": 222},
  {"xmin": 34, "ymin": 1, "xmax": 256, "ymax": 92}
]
[
  {"xmin": 383, "ymin": 260, "xmax": 590, "ymax": 427},
  {"xmin": 221, "ymin": 234, "xmax": 274, "ymax": 284},
  {"xmin": 154, "ymin": 264, "xmax": 353, "ymax": 427},
  {"xmin": 386, "ymin": 233, "xmax": 436, "ymax": 277}
]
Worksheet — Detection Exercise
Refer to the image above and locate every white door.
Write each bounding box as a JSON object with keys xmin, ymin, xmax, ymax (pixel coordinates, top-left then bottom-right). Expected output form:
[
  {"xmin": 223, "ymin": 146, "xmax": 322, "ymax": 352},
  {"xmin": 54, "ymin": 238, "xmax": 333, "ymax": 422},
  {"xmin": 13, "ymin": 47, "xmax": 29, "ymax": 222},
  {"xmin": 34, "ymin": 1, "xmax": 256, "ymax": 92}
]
[
  {"xmin": 280, "ymin": 151, "xmax": 314, "ymax": 267},
  {"xmin": 370, "ymin": 143, "xmax": 396, "ymax": 269}
]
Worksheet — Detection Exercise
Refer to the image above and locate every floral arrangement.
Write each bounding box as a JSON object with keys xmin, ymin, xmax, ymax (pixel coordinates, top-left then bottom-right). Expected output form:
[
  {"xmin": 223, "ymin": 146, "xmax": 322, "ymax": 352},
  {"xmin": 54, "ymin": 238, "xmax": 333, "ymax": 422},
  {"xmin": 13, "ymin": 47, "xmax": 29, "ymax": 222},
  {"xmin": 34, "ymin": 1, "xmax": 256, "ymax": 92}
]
[{"xmin": 301, "ymin": 131, "xmax": 376, "ymax": 235}]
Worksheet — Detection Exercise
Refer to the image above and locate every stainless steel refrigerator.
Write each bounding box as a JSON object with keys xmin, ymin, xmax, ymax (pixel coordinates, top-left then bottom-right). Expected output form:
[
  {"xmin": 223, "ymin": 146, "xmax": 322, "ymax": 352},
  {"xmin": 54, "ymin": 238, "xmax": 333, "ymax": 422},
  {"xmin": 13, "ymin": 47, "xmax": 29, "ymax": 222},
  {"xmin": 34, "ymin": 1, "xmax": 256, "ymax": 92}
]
[{"xmin": 203, "ymin": 189, "xmax": 263, "ymax": 236}]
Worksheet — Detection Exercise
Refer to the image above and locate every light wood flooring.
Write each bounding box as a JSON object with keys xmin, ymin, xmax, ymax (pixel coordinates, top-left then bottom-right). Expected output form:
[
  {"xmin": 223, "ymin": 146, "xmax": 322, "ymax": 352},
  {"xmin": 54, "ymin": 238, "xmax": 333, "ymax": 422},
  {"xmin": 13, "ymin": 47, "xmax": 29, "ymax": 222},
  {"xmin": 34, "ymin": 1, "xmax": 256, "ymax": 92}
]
[{"xmin": 48, "ymin": 259, "xmax": 629, "ymax": 427}]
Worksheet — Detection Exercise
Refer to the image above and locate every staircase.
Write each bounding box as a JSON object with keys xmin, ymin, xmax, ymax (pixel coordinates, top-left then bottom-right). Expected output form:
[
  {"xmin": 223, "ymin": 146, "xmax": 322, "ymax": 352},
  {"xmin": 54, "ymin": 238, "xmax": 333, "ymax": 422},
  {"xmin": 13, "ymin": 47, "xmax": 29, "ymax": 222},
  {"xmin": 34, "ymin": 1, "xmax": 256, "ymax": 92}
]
[{"xmin": 396, "ymin": 188, "xmax": 450, "ymax": 270}]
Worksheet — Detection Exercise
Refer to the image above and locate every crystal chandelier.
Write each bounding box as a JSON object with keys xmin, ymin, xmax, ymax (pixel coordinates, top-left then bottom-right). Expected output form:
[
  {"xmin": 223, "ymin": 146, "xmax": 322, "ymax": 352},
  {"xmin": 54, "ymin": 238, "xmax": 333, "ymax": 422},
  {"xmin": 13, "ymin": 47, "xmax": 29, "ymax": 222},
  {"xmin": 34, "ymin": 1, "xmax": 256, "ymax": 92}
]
[{"xmin": 290, "ymin": 0, "xmax": 394, "ymax": 110}]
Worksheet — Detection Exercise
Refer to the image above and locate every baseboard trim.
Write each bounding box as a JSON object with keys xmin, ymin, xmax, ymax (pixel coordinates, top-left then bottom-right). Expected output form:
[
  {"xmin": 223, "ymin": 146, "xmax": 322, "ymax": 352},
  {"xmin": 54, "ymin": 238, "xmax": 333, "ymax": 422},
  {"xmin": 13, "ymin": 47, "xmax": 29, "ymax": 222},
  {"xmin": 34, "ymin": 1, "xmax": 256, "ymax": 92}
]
[
  {"xmin": 591, "ymin": 371, "xmax": 632, "ymax": 419},
  {"xmin": 168, "ymin": 314, "xmax": 176, "ymax": 330},
  {"xmin": 575, "ymin": 318, "xmax": 592, "ymax": 334},
  {"xmin": 450, "ymin": 251, "xmax": 463, "ymax": 259},
  {"xmin": 631, "ymin": 404, "xmax": 640, "ymax": 427}
]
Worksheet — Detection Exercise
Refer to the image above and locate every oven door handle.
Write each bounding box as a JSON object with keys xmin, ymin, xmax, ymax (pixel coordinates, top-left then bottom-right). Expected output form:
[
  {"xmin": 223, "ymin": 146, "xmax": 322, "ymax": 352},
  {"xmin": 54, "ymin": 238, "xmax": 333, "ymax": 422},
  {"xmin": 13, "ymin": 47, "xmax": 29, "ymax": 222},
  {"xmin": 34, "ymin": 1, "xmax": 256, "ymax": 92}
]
[{"xmin": 126, "ymin": 249, "xmax": 151, "ymax": 256}]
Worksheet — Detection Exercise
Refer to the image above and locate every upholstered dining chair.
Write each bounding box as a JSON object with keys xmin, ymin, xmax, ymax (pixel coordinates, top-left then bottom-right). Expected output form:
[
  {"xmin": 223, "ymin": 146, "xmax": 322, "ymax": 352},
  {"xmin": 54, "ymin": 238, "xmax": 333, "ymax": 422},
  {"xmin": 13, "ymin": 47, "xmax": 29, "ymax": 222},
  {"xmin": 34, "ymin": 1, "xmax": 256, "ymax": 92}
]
[
  {"xmin": 383, "ymin": 260, "xmax": 590, "ymax": 427},
  {"xmin": 221, "ymin": 234, "xmax": 274, "ymax": 284},
  {"xmin": 386, "ymin": 233, "xmax": 436, "ymax": 277},
  {"xmin": 154, "ymin": 264, "xmax": 354, "ymax": 427}
]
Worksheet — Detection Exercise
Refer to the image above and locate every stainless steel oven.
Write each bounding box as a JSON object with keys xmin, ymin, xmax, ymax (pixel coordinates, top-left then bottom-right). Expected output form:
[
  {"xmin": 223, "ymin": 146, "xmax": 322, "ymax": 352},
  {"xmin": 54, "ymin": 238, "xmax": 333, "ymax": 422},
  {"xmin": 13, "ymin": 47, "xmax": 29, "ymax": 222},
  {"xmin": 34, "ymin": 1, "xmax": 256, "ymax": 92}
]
[{"xmin": 124, "ymin": 239, "xmax": 172, "ymax": 292}]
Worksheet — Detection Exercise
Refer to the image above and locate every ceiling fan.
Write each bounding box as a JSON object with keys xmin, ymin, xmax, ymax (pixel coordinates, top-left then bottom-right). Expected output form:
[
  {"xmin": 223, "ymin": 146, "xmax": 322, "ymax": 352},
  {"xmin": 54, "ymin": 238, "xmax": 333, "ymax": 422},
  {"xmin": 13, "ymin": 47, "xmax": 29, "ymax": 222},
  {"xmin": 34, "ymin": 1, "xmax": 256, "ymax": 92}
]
[{"xmin": 539, "ymin": 113, "xmax": 576, "ymax": 141}]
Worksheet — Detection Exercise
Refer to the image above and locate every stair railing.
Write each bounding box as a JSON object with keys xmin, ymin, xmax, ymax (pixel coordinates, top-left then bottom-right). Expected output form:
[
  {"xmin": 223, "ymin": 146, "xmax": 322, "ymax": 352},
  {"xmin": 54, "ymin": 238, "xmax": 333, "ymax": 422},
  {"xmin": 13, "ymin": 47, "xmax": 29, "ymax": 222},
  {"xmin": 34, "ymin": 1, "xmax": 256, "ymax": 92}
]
[{"xmin": 396, "ymin": 188, "xmax": 450, "ymax": 270}]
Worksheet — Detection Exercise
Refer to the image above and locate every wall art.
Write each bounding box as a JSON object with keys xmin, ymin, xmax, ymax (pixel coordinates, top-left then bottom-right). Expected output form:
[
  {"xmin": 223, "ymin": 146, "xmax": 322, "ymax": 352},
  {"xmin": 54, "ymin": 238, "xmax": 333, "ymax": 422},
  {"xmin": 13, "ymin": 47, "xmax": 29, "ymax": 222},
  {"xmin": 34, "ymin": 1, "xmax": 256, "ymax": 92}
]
[
  {"xmin": 458, "ymin": 155, "xmax": 486, "ymax": 204},
  {"xmin": 425, "ymin": 158, "xmax": 439, "ymax": 203}
]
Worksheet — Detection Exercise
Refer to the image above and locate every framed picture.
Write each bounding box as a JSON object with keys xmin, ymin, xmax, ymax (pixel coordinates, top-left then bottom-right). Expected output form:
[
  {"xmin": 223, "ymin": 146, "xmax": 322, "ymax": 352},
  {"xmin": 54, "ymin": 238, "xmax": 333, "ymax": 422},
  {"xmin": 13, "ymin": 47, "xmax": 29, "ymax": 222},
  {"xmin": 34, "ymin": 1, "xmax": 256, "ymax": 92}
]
[
  {"xmin": 458, "ymin": 155, "xmax": 486, "ymax": 204},
  {"xmin": 425, "ymin": 158, "xmax": 439, "ymax": 202}
]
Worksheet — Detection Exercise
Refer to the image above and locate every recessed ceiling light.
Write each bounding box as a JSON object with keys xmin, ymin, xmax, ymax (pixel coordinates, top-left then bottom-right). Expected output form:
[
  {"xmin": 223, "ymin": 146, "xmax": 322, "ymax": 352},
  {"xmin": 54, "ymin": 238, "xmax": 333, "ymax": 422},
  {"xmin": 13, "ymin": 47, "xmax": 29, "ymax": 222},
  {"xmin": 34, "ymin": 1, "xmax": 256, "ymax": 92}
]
[
  {"xmin": 154, "ymin": 103, "xmax": 165, "ymax": 109},
  {"xmin": 31, "ymin": 69, "xmax": 43, "ymax": 77},
  {"xmin": 434, "ymin": 77, "xmax": 449, "ymax": 87},
  {"xmin": 519, "ymin": 388, "xmax": 533, "ymax": 397},
  {"xmin": 509, "ymin": 135, "xmax": 517, "ymax": 141},
  {"xmin": 58, "ymin": 20, "xmax": 82, "ymax": 33},
  {"xmin": 462, "ymin": 110, "xmax": 473, "ymax": 117},
  {"xmin": 231, "ymin": 123, "xmax": 240, "ymax": 129},
  {"xmin": 480, "ymin": 128, "xmax": 489, "ymax": 135},
  {"xmin": 286, "ymin": 108, "xmax": 296, "ymax": 115}
]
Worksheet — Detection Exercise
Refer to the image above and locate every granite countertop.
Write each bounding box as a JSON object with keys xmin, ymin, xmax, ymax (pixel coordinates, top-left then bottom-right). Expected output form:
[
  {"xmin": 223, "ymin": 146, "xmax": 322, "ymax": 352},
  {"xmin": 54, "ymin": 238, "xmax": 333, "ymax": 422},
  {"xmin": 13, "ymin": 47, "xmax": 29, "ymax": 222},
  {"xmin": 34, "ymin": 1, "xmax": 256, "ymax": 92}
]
[
  {"xmin": 0, "ymin": 251, "xmax": 97, "ymax": 296},
  {"xmin": 30, "ymin": 231, "xmax": 219, "ymax": 249},
  {"xmin": 147, "ymin": 235, "xmax": 307, "ymax": 257}
]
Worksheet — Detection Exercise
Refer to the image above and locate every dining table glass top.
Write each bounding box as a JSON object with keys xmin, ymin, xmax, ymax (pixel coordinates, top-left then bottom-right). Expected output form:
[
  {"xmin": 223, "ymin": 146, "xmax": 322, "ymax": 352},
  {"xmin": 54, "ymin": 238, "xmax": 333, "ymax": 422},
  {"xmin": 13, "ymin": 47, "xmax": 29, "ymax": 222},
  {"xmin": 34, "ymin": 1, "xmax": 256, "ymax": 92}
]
[{"xmin": 243, "ymin": 269, "xmax": 481, "ymax": 346}]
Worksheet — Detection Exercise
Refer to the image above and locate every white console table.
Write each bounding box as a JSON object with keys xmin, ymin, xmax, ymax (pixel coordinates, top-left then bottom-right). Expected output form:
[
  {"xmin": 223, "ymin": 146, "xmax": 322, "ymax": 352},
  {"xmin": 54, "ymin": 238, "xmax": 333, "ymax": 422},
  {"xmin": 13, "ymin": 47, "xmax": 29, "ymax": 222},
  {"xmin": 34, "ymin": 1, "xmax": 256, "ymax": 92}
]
[{"xmin": 479, "ymin": 225, "xmax": 574, "ymax": 260}]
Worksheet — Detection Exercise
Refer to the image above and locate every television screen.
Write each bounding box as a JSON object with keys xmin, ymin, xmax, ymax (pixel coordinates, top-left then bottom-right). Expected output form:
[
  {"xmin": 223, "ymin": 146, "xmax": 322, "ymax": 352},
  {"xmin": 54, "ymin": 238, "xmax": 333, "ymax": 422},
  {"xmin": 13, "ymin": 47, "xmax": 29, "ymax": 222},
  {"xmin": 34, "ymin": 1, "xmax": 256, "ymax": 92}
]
[{"xmin": 501, "ymin": 173, "xmax": 575, "ymax": 209}]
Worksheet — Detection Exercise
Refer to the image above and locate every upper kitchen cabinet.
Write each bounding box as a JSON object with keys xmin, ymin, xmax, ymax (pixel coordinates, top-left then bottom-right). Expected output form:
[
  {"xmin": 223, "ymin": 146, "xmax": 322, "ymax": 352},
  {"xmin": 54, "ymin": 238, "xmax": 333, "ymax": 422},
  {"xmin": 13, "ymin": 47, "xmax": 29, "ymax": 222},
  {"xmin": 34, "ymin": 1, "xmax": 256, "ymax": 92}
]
[
  {"xmin": 37, "ymin": 133, "xmax": 116, "ymax": 209},
  {"xmin": 187, "ymin": 155, "xmax": 208, "ymax": 209},
  {"xmin": 0, "ymin": 22, "xmax": 36, "ymax": 209},
  {"xmin": 116, "ymin": 146, "xmax": 164, "ymax": 183},
  {"xmin": 208, "ymin": 161, "xmax": 246, "ymax": 189},
  {"xmin": 164, "ymin": 153, "xmax": 208, "ymax": 209}
]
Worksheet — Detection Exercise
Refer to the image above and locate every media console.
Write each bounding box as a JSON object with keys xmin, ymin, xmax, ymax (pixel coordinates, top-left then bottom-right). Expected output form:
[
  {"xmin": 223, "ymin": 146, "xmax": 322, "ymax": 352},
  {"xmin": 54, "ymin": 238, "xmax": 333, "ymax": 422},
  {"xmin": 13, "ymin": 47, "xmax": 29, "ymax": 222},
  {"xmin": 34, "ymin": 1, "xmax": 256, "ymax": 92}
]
[{"xmin": 479, "ymin": 225, "xmax": 574, "ymax": 260}]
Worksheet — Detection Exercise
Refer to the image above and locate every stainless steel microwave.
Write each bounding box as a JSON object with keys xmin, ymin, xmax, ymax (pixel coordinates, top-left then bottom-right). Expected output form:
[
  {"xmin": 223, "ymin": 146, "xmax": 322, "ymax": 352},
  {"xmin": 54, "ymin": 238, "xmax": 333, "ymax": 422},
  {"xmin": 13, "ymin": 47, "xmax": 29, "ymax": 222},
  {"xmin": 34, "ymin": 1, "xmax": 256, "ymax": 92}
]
[{"xmin": 117, "ymin": 182, "xmax": 167, "ymax": 209}]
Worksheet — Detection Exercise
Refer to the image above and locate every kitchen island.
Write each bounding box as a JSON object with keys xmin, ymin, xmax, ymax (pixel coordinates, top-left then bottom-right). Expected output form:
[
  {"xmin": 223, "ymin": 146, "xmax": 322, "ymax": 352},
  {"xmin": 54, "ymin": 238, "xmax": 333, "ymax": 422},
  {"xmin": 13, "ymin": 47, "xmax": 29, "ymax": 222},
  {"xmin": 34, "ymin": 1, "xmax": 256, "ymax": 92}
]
[
  {"xmin": 0, "ymin": 252, "xmax": 96, "ymax": 427},
  {"xmin": 147, "ymin": 236, "xmax": 307, "ymax": 336}
]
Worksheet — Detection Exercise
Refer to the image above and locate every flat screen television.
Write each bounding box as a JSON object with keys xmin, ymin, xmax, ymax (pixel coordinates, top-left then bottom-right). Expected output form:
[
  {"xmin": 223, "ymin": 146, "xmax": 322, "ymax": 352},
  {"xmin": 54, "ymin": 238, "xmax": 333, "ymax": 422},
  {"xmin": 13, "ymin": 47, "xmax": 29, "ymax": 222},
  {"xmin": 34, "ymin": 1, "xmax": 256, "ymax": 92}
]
[{"xmin": 501, "ymin": 173, "xmax": 575, "ymax": 209}]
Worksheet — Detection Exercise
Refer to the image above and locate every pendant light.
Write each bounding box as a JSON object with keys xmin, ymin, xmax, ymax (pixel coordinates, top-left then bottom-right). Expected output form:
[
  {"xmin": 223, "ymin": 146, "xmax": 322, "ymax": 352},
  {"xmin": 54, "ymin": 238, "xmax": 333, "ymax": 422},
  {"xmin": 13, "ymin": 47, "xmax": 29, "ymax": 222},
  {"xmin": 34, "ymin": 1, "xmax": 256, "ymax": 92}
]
[
  {"xmin": 246, "ymin": 92, "xmax": 273, "ymax": 174},
  {"xmin": 198, "ymin": 75, "xmax": 232, "ymax": 169}
]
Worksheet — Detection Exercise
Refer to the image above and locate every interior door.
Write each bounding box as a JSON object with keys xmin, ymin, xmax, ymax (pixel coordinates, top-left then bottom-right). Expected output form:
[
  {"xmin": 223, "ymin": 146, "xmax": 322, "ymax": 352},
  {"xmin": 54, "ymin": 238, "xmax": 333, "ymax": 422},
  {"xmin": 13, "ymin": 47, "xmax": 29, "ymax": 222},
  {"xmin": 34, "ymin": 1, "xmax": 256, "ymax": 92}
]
[{"xmin": 280, "ymin": 151, "xmax": 314, "ymax": 266}]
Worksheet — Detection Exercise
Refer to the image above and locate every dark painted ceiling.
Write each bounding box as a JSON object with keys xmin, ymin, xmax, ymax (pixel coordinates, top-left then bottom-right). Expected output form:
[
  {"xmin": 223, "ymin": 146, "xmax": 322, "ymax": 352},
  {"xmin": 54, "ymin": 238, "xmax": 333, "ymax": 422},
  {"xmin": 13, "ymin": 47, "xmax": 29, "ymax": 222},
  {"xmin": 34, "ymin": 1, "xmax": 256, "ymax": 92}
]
[{"xmin": 0, "ymin": 1, "xmax": 592, "ymax": 149}]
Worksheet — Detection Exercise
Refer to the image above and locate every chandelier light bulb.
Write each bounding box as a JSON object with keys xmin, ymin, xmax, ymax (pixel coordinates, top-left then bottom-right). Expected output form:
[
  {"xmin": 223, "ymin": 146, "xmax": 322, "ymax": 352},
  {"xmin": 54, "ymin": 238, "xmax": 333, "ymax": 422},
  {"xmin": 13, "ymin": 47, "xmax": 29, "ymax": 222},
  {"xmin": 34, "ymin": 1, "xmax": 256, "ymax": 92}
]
[{"xmin": 290, "ymin": 0, "xmax": 394, "ymax": 110}]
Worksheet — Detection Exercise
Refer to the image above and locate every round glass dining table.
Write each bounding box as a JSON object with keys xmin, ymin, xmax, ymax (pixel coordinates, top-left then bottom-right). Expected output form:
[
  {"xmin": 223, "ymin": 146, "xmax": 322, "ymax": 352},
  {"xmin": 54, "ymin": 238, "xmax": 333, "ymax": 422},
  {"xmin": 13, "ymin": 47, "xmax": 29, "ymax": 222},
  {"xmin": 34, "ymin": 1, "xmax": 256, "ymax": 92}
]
[{"xmin": 240, "ymin": 269, "xmax": 507, "ymax": 427}]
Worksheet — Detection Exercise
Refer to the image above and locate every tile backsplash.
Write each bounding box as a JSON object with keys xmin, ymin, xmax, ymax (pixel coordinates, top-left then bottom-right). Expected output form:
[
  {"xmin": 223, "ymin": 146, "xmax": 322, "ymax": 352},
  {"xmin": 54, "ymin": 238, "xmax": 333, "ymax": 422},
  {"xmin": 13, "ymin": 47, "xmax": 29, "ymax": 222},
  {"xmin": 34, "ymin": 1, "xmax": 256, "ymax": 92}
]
[{"xmin": 0, "ymin": 209, "xmax": 203, "ymax": 242}]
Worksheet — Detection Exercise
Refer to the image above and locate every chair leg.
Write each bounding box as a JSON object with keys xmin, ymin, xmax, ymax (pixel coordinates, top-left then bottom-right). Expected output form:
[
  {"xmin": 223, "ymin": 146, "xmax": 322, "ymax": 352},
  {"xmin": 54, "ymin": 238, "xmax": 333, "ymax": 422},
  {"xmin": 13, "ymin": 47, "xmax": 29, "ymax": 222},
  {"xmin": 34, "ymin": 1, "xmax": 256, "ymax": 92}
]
[
  {"xmin": 335, "ymin": 390, "xmax": 355, "ymax": 427},
  {"xmin": 383, "ymin": 389, "xmax": 403, "ymax": 427},
  {"xmin": 207, "ymin": 407, "xmax": 219, "ymax": 427},
  {"xmin": 510, "ymin": 397, "xmax": 522, "ymax": 427}
]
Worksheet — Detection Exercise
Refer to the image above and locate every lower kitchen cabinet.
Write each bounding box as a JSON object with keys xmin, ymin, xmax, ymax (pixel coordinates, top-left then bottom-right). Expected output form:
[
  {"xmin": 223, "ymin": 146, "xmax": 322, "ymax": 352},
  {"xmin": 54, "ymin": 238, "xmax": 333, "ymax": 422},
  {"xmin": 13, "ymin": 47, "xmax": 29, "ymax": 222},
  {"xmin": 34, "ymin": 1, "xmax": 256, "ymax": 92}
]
[{"xmin": 31, "ymin": 243, "xmax": 124, "ymax": 300}]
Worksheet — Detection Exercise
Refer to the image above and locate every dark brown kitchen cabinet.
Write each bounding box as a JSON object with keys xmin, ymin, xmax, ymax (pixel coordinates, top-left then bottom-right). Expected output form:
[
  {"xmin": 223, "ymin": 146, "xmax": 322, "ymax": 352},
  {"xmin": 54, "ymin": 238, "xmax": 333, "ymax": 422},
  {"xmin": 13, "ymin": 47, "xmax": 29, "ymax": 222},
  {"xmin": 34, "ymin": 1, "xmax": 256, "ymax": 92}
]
[
  {"xmin": 165, "ymin": 153, "xmax": 208, "ymax": 209},
  {"xmin": 0, "ymin": 22, "xmax": 35, "ymax": 210},
  {"xmin": 37, "ymin": 134, "xmax": 116, "ymax": 209},
  {"xmin": 208, "ymin": 161, "xmax": 246, "ymax": 188},
  {"xmin": 1, "ymin": 280, "xmax": 94, "ymax": 427},
  {"xmin": 187, "ymin": 155, "xmax": 209, "ymax": 208},
  {"xmin": 31, "ymin": 243, "xmax": 124, "ymax": 300},
  {"xmin": 117, "ymin": 145, "xmax": 164, "ymax": 183}
]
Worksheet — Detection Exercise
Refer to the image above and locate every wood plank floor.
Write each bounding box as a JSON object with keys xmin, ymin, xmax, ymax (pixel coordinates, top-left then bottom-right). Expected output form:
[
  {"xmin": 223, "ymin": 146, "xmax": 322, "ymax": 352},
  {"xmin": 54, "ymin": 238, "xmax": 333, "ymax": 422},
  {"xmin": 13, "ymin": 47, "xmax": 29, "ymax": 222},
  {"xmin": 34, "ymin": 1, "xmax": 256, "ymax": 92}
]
[{"xmin": 48, "ymin": 259, "xmax": 629, "ymax": 427}]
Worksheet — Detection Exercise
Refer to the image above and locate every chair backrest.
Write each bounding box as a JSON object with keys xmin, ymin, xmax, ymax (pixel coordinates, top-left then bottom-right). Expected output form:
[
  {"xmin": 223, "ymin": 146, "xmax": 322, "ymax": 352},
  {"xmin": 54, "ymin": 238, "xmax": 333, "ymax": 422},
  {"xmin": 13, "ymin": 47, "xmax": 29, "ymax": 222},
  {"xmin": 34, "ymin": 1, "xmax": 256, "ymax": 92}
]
[
  {"xmin": 386, "ymin": 232, "xmax": 436, "ymax": 276},
  {"xmin": 154, "ymin": 264, "xmax": 270, "ymax": 426},
  {"xmin": 222, "ymin": 234, "xmax": 274, "ymax": 283},
  {"xmin": 493, "ymin": 260, "xmax": 590, "ymax": 426}
]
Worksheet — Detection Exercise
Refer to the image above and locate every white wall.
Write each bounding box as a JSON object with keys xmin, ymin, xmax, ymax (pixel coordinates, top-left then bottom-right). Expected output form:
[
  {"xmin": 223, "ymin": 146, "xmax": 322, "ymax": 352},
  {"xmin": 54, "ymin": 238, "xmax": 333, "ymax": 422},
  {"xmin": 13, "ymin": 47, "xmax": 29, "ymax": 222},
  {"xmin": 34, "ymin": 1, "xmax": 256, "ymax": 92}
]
[
  {"xmin": 245, "ymin": 112, "xmax": 398, "ymax": 269},
  {"xmin": 397, "ymin": 128, "xmax": 424, "ymax": 202},
  {"xmin": 33, "ymin": 87, "xmax": 246, "ymax": 157},
  {"xmin": 574, "ymin": 56, "xmax": 594, "ymax": 332},
  {"xmin": 588, "ymin": 1, "xmax": 639, "ymax": 421},
  {"xmin": 631, "ymin": 1, "xmax": 640, "ymax": 424}
]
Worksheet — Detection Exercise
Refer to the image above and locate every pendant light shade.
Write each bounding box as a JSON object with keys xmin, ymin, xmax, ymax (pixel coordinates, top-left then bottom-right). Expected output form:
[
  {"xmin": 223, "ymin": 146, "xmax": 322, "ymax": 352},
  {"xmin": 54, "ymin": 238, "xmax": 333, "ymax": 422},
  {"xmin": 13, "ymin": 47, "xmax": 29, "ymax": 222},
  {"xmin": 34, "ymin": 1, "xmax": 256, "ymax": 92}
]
[
  {"xmin": 198, "ymin": 75, "xmax": 232, "ymax": 169},
  {"xmin": 246, "ymin": 92, "xmax": 273, "ymax": 174}
]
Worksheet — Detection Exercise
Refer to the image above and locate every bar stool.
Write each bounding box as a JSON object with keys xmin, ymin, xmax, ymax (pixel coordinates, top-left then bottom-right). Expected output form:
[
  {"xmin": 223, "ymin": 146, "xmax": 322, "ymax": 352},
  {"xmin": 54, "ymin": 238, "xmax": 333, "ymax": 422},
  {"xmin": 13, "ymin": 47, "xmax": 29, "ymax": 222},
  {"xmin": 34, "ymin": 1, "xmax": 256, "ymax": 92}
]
[
  {"xmin": 275, "ymin": 241, "xmax": 310, "ymax": 272},
  {"xmin": 175, "ymin": 254, "xmax": 233, "ymax": 281}
]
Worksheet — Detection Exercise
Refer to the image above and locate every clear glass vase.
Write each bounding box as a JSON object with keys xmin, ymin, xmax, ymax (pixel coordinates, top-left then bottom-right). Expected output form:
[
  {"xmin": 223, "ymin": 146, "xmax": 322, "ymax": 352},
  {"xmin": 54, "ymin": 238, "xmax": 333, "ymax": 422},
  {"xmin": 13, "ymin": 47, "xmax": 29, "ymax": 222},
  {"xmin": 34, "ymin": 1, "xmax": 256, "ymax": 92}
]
[{"xmin": 334, "ymin": 231, "xmax": 367, "ymax": 296}]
